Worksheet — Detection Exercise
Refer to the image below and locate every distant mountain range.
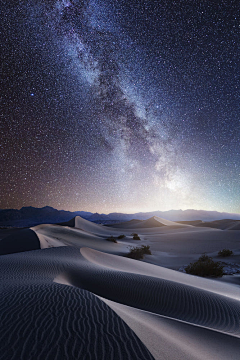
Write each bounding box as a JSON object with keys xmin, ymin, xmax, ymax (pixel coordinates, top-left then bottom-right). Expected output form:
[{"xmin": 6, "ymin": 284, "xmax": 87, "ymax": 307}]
[
  {"xmin": 0, "ymin": 206, "xmax": 240, "ymax": 228},
  {"xmin": 89, "ymin": 209, "xmax": 240, "ymax": 223},
  {"xmin": 0, "ymin": 206, "xmax": 92, "ymax": 227}
]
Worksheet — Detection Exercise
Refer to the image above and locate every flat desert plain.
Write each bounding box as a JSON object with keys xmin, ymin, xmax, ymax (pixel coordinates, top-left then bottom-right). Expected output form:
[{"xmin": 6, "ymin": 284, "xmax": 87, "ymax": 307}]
[{"xmin": 0, "ymin": 216, "xmax": 240, "ymax": 359}]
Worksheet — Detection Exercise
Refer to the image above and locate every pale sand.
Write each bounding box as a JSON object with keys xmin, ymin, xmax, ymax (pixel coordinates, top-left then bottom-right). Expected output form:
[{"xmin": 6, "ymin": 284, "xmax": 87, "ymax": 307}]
[
  {"xmin": 32, "ymin": 223, "xmax": 129, "ymax": 254},
  {"xmin": 0, "ymin": 216, "xmax": 239, "ymax": 359},
  {"xmin": 80, "ymin": 247, "xmax": 240, "ymax": 300},
  {"xmin": 100, "ymin": 297, "xmax": 240, "ymax": 360}
]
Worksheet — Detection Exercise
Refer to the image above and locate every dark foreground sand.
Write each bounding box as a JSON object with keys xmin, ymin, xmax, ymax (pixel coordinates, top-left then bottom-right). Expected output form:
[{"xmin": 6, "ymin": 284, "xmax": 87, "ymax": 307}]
[{"xmin": 0, "ymin": 216, "xmax": 240, "ymax": 359}]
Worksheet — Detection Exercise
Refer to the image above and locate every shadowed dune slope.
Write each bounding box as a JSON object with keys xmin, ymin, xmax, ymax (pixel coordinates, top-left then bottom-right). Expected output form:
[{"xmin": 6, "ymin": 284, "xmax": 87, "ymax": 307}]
[
  {"xmin": 101, "ymin": 297, "xmax": 240, "ymax": 360},
  {"xmin": 61, "ymin": 254, "xmax": 240, "ymax": 337},
  {"xmin": 198, "ymin": 219, "xmax": 240, "ymax": 230},
  {"xmin": 80, "ymin": 248, "xmax": 240, "ymax": 300},
  {"xmin": 229, "ymin": 222, "xmax": 240, "ymax": 230},
  {"xmin": 0, "ymin": 229, "xmax": 40, "ymax": 255},
  {"xmin": 109, "ymin": 216, "xmax": 190, "ymax": 229},
  {"xmin": 137, "ymin": 217, "xmax": 167, "ymax": 228},
  {"xmin": 229, "ymin": 221, "xmax": 240, "ymax": 230},
  {"xmin": 152, "ymin": 216, "xmax": 189, "ymax": 227},
  {"xmin": 176, "ymin": 220, "xmax": 203, "ymax": 226},
  {"xmin": 0, "ymin": 247, "xmax": 153, "ymax": 360},
  {"xmin": 225, "ymin": 220, "xmax": 240, "ymax": 230},
  {"xmin": 106, "ymin": 219, "xmax": 143, "ymax": 228},
  {"xmin": 58, "ymin": 217, "xmax": 75, "ymax": 227}
]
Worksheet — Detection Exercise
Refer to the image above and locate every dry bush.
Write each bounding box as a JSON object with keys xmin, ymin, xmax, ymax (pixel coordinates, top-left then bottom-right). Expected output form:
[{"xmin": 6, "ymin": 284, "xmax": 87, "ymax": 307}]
[
  {"xmin": 218, "ymin": 249, "xmax": 233, "ymax": 257},
  {"xmin": 126, "ymin": 245, "xmax": 151, "ymax": 260},
  {"xmin": 131, "ymin": 233, "xmax": 140, "ymax": 240},
  {"xmin": 185, "ymin": 254, "xmax": 223, "ymax": 277},
  {"xmin": 106, "ymin": 236, "xmax": 117, "ymax": 243}
]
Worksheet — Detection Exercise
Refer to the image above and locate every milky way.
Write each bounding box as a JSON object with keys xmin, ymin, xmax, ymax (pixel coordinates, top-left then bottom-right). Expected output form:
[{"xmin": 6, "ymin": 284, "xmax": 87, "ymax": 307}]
[{"xmin": 1, "ymin": 0, "xmax": 240, "ymax": 213}]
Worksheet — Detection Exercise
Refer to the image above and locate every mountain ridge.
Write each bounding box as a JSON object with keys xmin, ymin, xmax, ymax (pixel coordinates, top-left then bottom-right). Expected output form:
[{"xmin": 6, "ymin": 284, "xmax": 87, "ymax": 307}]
[{"xmin": 0, "ymin": 206, "xmax": 240, "ymax": 227}]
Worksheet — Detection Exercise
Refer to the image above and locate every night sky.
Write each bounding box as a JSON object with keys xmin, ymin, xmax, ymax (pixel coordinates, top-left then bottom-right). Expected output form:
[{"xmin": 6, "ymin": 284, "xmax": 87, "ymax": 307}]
[{"xmin": 1, "ymin": 0, "xmax": 240, "ymax": 214}]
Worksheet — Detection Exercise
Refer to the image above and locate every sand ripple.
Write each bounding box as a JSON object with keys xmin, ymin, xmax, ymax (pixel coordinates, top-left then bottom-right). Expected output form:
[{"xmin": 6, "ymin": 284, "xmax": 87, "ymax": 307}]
[
  {"xmin": 0, "ymin": 248, "xmax": 153, "ymax": 360},
  {"xmin": 1, "ymin": 237, "xmax": 240, "ymax": 359}
]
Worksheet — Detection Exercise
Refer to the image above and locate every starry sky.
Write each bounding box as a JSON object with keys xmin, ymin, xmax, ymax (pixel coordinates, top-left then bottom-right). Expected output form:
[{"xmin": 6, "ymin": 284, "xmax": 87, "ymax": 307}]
[{"xmin": 1, "ymin": 0, "xmax": 240, "ymax": 214}]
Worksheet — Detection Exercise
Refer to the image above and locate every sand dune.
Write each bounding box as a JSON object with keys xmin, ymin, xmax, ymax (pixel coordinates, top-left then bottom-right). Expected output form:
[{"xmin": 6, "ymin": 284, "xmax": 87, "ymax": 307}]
[
  {"xmin": 100, "ymin": 298, "xmax": 240, "ymax": 360},
  {"xmin": 229, "ymin": 221, "xmax": 240, "ymax": 230},
  {"xmin": 0, "ymin": 247, "xmax": 153, "ymax": 360},
  {"xmin": 198, "ymin": 219, "xmax": 240, "ymax": 230},
  {"xmin": 74, "ymin": 215, "xmax": 121, "ymax": 235},
  {"xmin": 56, "ymin": 251, "xmax": 240, "ymax": 338},
  {"xmin": 110, "ymin": 216, "xmax": 189, "ymax": 229},
  {"xmin": 0, "ymin": 215, "xmax": 240, "ymax": 359},
  {"xmin": 0, "ymin": 229, "xmax": 40, "ymax": 255},
  {"xmin": 32, "ymin": 223, "xmax": 130, "ymax": 255},
  {"xmin": 106, "ymin": 218, "xmax": 143, "ymax": 228},
  {"xmin": 151, "ymin": 216, "xmax": 191, "ymax": 227},
  {"xmin": 80, "ymin": 247, "xmax": 240, "ymax": 300}
]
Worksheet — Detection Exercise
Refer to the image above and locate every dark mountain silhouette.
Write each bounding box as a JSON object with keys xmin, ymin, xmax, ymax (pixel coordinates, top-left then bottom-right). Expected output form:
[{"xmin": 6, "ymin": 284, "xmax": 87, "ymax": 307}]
[
  {"xmin": 87, "ymin": 213, "xmax": 110, "ymax": 221},
  {"xmin": 106, "ymin": 209, "xmax": 240, "ymax": 222},
  {"xmin": 0, "ymin": 206, "xmax": 239, "ymax": 228},
  {"xmin": 0, "ymin": 206, "xmax": 92, "ymax": 227}
]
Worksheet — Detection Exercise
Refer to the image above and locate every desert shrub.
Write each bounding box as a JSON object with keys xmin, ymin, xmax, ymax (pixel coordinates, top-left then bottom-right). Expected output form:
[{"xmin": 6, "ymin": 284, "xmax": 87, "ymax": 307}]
[
  {"xmin": 218, "ymin": 249, "xmax": 233, "ymax": 257},
  {"xmin": 132, "ymin": 233, "xmax": 140, "ymax": 240},
  {"xmin": 185, "ymin": 254, "xmax": 223, "ymax": 277},
  {"xmin": 106, "ymin": 236, "xmax": 117, "ymax": 243},
  {"xmin": 126, "ymin": 245, "xmax": 151, "ymax": 260},
  {"xmin": 117, "ymin": 235, "xmax": 126, "ymax": 239},
  {"xmin": 198, "ymin": 253, "xmax": 209, "ymax": 262}
]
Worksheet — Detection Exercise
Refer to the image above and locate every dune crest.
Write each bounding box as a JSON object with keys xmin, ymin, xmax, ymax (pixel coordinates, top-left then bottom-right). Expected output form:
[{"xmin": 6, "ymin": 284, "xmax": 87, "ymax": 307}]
[
  {"xmin": 80, "ymin": 247, "xmax": 240, "ymax": 300},
  {"xmin": 100, "ymin": 297, "xmax": 240, "ymax": 360}
]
